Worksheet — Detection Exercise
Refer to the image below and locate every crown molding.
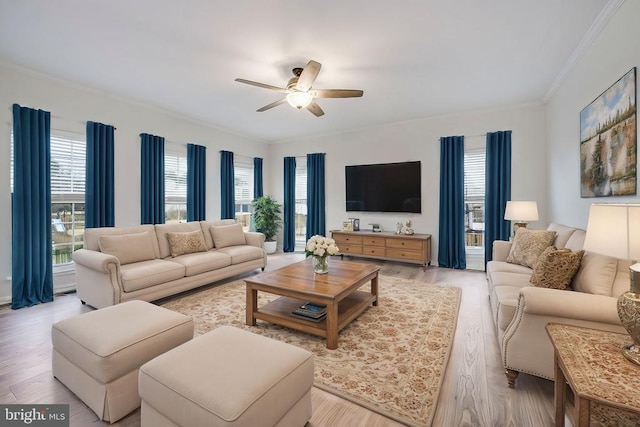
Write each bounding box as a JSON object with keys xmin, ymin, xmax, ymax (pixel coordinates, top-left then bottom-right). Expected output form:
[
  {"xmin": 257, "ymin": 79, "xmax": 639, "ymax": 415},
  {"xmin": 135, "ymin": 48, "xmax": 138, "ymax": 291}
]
[{"xmin": 543, "ymin": 0, "xmax": 625, "ymax": 103}]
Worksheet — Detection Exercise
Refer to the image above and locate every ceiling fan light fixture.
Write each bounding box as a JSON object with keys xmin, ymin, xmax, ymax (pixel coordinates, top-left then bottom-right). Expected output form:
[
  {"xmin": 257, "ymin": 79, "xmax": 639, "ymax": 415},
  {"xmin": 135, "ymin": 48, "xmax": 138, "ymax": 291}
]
[{"xmin": 286, "ymin": 91, "xmax": 313, "ymax": 109}]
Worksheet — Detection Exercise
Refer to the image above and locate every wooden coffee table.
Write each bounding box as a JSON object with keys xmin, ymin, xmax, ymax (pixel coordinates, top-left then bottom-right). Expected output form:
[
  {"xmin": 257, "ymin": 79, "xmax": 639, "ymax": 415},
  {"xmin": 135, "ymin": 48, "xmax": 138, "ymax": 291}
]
[{"xmin": 245, "ymin": 257, "xmax": 380, "ymax": 349}]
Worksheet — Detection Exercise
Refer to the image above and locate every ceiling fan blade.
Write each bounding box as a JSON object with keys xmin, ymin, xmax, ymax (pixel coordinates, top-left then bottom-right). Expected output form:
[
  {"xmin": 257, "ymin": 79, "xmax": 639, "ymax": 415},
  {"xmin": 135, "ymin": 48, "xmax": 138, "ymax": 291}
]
[
  {"xmin": 296, "ymin": 60, "xmax": 322, "ymax": 91},
  {"xmin": 306, "ymin": 100, "xmax": 325, "ymax": 117},
  {"xmin": 312, "ymin": 89, "xmax": 364, "ymax": 98},
  {"xmin": 235, "ymin": 78, "xmax": 286, "ymax": 92},
  {"xmin": 257, "ymin": 98, "xmax": 287, "ymax": 112}
]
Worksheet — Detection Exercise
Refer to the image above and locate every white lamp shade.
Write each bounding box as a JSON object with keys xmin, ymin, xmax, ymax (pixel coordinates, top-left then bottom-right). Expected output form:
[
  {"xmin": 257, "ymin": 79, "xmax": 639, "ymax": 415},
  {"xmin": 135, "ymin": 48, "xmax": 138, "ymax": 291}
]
[
  {"xmin": 584, "ymin": 203, "xmax": 640, "ymax": 260},
  {"xmin": 504, "ymin": 201, "xmax": 539, "ymax": 222},
  {"xmin": 286, "ymin": 92, "xmax": 313, "ymax": 109}
]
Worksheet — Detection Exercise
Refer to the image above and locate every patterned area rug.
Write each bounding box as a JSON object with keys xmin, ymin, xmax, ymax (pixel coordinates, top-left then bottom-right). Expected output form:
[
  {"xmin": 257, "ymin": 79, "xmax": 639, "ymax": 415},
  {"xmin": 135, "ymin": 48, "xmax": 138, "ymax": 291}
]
[{"xmin": 160, "ymin": 275, "xmax": 461, "ymax": 427}]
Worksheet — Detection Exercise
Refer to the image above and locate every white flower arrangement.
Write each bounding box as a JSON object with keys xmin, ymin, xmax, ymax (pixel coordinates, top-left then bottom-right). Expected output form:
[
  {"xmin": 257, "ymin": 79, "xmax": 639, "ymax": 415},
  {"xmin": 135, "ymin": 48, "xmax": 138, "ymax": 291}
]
[{"xmin": 305, "ymin": 235, "xmax": 340, "ymax": 258}]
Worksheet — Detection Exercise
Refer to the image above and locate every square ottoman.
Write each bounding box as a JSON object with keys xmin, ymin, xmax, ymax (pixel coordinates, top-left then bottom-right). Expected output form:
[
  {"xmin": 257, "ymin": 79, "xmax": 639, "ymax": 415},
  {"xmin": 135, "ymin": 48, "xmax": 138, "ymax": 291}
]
[
  {"xmin": 52, "ymin": 300, "xmax": 194, "ymax": 423},
  {"xmin": 139, "ymin": 326, "xmax": 314, "ymax": 427}
]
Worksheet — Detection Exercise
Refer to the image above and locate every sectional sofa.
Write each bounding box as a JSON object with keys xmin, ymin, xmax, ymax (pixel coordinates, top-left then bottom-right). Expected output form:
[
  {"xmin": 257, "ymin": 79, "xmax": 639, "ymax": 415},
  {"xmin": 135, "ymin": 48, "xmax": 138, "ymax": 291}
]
[
  {"xmin": 486, "ymin": 223, "xmax": 630, "ymax": 387},
  {"xmin": 73, "ymin": 220, "xmax": 266, "ymax": 309}
]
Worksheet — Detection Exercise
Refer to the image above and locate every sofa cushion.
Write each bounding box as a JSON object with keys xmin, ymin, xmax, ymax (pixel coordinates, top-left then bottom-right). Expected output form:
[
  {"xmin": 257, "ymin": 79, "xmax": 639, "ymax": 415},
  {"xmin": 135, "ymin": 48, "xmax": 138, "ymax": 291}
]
[
  {"xmin": 84, "ymin": 224, "xmax": 160, "ymax": 255},
  {"xmin": 529, "ymin": 246, "xmax": 584, "ymax": 290},
  {"xmin": 168, "ymin": 251, "xmax": 232, "ymax": 276},
  {"xmin": 120, "ymin": 259, "xmax": 185, "ymax": 292},
  {"xmin": 210, "ymin": 223, "xmax": 246, "ymax": 249},
  {"xmin": 486, "ymin": 260, "xmax": 533, "ymax": 277},
  {"xmin": 506, "ymin": 228, "xmax": 556, "ymax": 268},
  {"xmin": 216, "ymin": 246, "xmax": 265, "ymax": 265},
  {"xmin": 155, "ymin": 222, "xmax": 203, "ymax": 259},
  {"xmin": 99, "ymin": 231, "xmax": 156, "ymax": 265},
  {"xmin": 572, "ymin": 252, "xmax": 618, "ymax": 296},
  {"xmin": 166, "ymin": 230, "xmax": 207, "ymax": 257},
  {"xmin": 547, "ymin": 223, "xmax": 578, "ymax": 249},
  {"xmin": 199, "ymin": 219, "xmax": 237, "ymax": 249}
]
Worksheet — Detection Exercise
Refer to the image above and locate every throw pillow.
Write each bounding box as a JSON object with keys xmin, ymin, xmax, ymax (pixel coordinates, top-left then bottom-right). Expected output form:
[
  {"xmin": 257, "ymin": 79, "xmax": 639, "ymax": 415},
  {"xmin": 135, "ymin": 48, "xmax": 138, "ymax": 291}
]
[
  {"xmin": 529, "ymin": 246, "xmax": 585, "ymax": 290},
  {"xmin": 209, "ymin": 223, "xmax": 246, "ymax": 248},
  {"xmin": 99, "ymin": 231, "xmax": 156, "ymax": 265},
  {"xmin": 506, "ymin": 228, "xmax": 557, "ymax": 268},
  {"xmin": 166, "ymin": 230, "xmax": 208, "ymax": 257}
]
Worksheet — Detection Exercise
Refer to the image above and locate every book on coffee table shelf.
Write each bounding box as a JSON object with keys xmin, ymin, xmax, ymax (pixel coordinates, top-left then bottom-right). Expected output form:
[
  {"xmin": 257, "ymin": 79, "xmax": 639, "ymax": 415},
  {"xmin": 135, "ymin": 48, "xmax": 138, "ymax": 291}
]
[{"xmin": 291, "ymin": 302, "xmax": 327, "ymax": 322}]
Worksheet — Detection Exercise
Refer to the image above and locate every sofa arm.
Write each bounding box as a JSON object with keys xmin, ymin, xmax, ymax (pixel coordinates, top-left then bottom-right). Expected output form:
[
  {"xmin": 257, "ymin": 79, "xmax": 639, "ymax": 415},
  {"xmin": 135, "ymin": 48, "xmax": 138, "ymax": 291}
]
[
  {"xmin": 244, "ymin": 232, "xmax": 265, "ymax": 248},
  {"xmin": 518, "ymin": 287, "xmax": 620, "ymax": 325},
  {"xmin": 73, "ymin": 248, "xmax": 120, "ymax": 272},
  {"xmin": 502, "ymin": 286, "xmax": 623, "ymax": 382},
  {"xmin": 73, "ymin": 249, "xmax": 122, "ymax": 309},
  {"xmin": 492, "ymin": 240, "xmax": 512, "ymax": 262}
]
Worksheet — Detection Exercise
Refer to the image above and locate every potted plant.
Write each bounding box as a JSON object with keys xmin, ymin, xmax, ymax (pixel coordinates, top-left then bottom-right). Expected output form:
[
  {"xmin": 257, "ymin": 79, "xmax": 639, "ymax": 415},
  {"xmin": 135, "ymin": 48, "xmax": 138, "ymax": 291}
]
[{"xmin": 252, "ymin": 195, "xmax": 282, "ymax": 254}]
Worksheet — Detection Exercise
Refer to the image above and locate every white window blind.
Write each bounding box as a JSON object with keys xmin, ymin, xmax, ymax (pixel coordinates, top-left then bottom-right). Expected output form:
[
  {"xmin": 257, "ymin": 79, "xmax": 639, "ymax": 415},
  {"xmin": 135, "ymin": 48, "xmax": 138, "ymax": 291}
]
[
  {"xmin": 464, "ymin": 149, "xmax": 485, "ymax": 202},
  {"xmin": 51, "ymin": 132, "xmax": 86, "ymax": 203},
  {"xmin": 234, "ymin": 159, "xmax": 254, "ymax": 203},
  {"xmin": 165, "ymin": 151, "xmax": 187, "ymax": 203},
  {"xmin": 295, "ymin": 158, "xmax": 307, "ymax": 201}
]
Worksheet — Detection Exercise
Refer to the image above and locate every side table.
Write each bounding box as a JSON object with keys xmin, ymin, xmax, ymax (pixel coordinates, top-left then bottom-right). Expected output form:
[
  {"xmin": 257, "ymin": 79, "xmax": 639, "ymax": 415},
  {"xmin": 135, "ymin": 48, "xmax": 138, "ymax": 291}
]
[{"xmin": 546, "ymin": 323, "xmax": 640, "ymax": 427}]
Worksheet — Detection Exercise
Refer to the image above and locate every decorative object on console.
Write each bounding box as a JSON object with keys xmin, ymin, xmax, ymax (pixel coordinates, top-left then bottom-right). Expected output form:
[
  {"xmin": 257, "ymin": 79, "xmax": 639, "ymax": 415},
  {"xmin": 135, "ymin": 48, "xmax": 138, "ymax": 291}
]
[
  {"xmin": 305, "ymin": 235, "xmax": 339, "ymax": 274},
  {"xmin": 580, "ymin": 67, "xmax": 636, "ymax": 198},
  {"xmin": 404, "ymin": 219, "xmax": 414, "ymax": 235},
  {"xmin": 504, "ymin": 200, "xmax": 539, "ymax": 234},
  {"xmin": 348, "ymin": 218, "xmax": 360, "ymax": 231},
  {"xmin": 584, "ymin": 203, "xmax": 640, "ymax": 366},
  {"xmin": 342, "ymin": 221, "xmax": 353, "ymax": 232},
  {"xmin": 396, "ymin": 222, "xmax": 404, "ymax": 234},
  {"xmin": 371, "ymin": 223, "xmax": 382, "ymax": 232}
]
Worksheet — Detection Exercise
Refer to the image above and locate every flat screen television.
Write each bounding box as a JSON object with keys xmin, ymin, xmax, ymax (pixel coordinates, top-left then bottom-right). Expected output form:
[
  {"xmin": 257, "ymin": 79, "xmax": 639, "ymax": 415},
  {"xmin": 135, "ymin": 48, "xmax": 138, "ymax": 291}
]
[{"xmin": 345, "ymin": 161, "xmax": 421, "ymax": 213}]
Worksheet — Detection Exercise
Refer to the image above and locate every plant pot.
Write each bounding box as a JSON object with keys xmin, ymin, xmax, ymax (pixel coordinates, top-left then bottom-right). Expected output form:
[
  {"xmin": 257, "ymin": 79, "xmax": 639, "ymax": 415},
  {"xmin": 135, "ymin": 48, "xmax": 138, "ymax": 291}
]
[{"xmin": 263, "ymin": 241, "xmax": 277, "ymax": 254}]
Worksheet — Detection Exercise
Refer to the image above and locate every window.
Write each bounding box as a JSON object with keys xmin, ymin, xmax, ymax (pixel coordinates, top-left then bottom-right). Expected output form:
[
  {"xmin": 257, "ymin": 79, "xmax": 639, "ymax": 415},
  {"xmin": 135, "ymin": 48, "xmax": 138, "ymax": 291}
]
[
  {"xmin": 165, "ymin": 151, "xmax": 187, "ymax": 223},
  {"xmin": 234, "ymin": 157, "xmax": 254, "ymax": 231},
  {"xmin": 12, "ymin": 131, "xmax": 86, "ymax": 266},
  {"xmin": 295, "ymin": 157, "xmax": 307, "ymax": 244},
  {"xmin": 464, "ymin": 148, "xmax": 486, "ymax": 242},
  {"xmin": 50, "ymin": 132, "xmax": 86, "ymax": 266}
]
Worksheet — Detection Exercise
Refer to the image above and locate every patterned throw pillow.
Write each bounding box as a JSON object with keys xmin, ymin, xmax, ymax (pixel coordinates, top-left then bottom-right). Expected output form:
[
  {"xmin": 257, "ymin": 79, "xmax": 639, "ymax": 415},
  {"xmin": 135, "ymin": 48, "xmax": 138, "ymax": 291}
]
[
  {"xmin": 506, "ymin": 228, "xmax": 557, "ymax": 268},
  {"xmin": 166, "ymin": 230, "xmax": 207, "ymax": 257},
  {"xmin": 530, "ymin": 246, "xmax": 585, "ymax": 290}
]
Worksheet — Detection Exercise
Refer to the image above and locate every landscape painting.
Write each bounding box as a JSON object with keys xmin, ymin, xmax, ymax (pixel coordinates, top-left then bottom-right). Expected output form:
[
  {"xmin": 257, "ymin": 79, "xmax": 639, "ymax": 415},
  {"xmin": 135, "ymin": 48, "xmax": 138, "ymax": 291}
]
[{"xmin": 580, "ymin": 67, "xmax": 637, "ymax": 197}]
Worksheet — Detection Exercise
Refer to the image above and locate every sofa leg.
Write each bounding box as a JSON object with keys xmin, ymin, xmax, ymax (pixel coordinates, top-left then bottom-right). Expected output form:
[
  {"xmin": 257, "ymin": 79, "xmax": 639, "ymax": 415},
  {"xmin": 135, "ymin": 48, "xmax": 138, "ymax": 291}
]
[
  {"xmin": 505, "ymin": 369, "xmax": 519, "ymax": 388},
  {"xmin": 261, "ymin": 267, "xmax": 265, "ymax": 272},
  {"xmin": 80, "ymin": 300, "xmax": 86, "ymax": 305}
]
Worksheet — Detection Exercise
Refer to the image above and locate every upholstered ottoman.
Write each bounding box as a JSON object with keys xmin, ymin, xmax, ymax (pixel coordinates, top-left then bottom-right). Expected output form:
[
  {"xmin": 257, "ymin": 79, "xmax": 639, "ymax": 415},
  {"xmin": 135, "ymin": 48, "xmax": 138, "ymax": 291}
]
[
  {"xmin": 139, "ymin": 326, "xmax": 314, "ymax": 427},
  {"xmin": 51, "ymin": 300, "xmax": 194, "ymax": 423}
]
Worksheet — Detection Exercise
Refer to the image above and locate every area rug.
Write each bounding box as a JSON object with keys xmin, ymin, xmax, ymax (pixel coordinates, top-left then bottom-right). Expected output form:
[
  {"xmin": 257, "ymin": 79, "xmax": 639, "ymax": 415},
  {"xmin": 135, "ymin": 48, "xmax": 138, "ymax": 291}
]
[{"xmin": 160, "ymin": 275, "xmax": 461, "ymax": 427}]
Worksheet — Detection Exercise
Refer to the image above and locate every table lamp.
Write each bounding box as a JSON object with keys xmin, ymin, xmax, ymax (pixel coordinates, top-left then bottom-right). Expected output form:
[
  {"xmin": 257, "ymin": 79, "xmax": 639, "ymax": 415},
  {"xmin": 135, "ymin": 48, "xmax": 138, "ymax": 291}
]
[
  {"xmin": 504, "ymin": 201, "xmax": 539, "ymax": 233},
  {"xmin": 584, "ymin": 203, "xmax": 640, "ymax": 366}
]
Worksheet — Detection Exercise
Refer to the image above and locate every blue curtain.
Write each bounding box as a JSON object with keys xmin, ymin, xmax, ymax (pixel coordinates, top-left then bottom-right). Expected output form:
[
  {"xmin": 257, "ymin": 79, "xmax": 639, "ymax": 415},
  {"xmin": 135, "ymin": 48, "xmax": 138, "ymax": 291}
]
[
  {"xmin": 187, "ymin": 143, "xmax": 206, "ymax": 221},
  {"xmin": 283, "ymin": 157, "xmax": 296, "ymax": 252},
  {"xmin": 438, "ymin": 136, "xmax": 466, "ymax": 269},
  {"xmin": 254, "ymin": 157, "xmax": 264, "ymax": 199},
  {"xmin": 306, "ymin": 153, "xmax": 326, "ymax": 239},
  {"xmin": 11, "ymin": 104, "xmax": 53, "ymax": 309},
  {"xmin": 485, "ymin": 130, "xmax": 512, "ymax": 265},
  {"xmin": 85, "ymin": 121, "xmax": 115, "ymax": 228},
  {"xmin": 220, "ymin": 150, "xmax": 235, "ymax": 219},
  {"xmin": 140, "ymin": 133, "xmax": 165, "ymax": 224}
]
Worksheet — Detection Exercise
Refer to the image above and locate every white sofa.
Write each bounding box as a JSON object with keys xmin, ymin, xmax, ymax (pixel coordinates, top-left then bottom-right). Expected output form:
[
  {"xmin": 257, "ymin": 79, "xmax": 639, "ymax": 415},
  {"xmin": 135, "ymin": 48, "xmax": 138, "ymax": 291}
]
[
  {"xmin": 73, "ymin": 220, "xmax": 266, "ymax": 309},
  {"xmin": 486, "ymin": 223, "xmax": 630, "ymax": 387}
]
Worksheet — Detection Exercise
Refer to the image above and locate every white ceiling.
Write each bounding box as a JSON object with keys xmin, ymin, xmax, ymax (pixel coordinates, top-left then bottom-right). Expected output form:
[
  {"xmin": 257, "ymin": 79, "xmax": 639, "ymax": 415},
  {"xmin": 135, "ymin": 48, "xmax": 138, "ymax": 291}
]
[{"xmin": 0, "ymin": 0, "xmax": 613, "ymax": 142}]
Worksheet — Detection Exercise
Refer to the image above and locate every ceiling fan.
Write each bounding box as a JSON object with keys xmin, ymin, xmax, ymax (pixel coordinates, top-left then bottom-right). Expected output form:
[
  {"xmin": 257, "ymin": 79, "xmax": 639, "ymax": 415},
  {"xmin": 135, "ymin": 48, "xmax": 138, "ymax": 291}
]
[{"xmin": 234, "ymin": 60, "xmax": 363, "ymax": 117}]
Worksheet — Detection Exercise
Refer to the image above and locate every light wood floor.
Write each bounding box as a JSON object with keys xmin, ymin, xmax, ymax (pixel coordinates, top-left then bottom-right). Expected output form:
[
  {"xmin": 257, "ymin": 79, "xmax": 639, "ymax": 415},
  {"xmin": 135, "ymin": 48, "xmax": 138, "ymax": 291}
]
[{"xmin": 0, "ymin": 253, "xmax": 559, "ymax": 426}]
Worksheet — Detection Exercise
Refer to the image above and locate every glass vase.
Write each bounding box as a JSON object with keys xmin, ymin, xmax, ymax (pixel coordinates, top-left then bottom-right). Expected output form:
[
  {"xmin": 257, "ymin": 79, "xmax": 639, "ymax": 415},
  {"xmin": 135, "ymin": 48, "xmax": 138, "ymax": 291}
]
[{"xmin": 313, "ymin": 255, "xmax": 329, "ymax": 274}]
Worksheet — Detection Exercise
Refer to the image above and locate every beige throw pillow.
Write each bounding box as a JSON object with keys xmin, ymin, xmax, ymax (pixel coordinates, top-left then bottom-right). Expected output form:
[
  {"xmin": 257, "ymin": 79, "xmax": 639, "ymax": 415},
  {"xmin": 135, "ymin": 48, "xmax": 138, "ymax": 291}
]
[
  {"xmin": 209, "ymin": 223, "xmax": 246, "ymax": 248},
  {"xmin": 99, "ymin": 231, "xmax": 156, "ymax": 265},
  {"xmin": 166, "ymin": 230, "xmax": 207, "ymax": 257},
  {"xmin": 529, "ymin": 246, "xmax": 584, "ymax": 290},
  {"xmin": 506, "ymin": 228, "xmax": 556, "ymax": 268}
]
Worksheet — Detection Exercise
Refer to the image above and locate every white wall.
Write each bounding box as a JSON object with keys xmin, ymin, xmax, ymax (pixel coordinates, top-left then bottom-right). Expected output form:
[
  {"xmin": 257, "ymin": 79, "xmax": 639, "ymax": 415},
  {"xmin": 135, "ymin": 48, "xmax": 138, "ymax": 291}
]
[
  {"xmin": 268, "ymin": 103, "xmax": 547, "ymax": 264},
  {"xmin": 546, "ymin": 0, "xmax": 640, "ymax": 228},
  {"xmin": 0, "ymin": 64, "xmax": 268, "ymax": 304}
]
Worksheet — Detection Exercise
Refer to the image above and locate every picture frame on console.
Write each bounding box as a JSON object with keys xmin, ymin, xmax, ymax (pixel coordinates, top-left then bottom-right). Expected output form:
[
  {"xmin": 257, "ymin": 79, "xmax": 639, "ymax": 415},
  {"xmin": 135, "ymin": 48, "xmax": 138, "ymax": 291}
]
[{"xmin": 579, "ymin": 67, "xmax": 637, "ymax": 198}]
